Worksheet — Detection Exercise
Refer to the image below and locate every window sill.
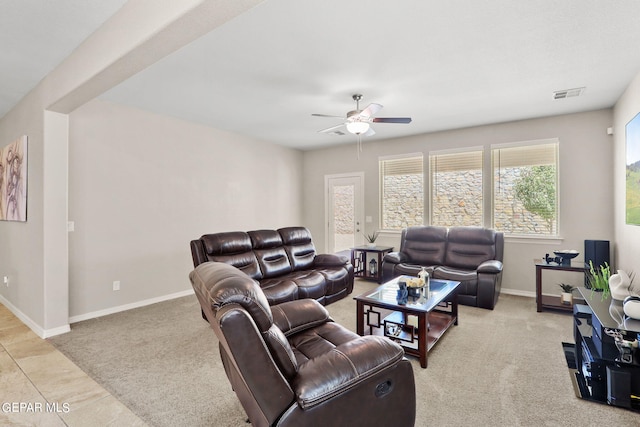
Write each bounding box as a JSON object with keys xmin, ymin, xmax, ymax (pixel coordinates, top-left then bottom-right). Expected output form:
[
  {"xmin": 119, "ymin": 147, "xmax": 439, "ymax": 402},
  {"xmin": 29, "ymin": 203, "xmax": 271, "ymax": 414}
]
[
  {"xmin": 380, "ymin": 230, "xmax": 564, "ymax": 245},
  {"xmin": 504, "ymin": 234, "xmax": 563, "ymax": 245}
]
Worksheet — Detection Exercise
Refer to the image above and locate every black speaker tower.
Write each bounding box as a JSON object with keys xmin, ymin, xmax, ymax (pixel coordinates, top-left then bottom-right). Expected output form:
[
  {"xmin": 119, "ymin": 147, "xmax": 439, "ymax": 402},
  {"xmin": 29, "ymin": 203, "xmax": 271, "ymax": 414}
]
[
  {"xmin": 584, "ymin": 240, "xmax": 610, "ymax": 269},
  {"xmin": 584, "ymin": 240, "xmax": 610, "ymax": 287}
]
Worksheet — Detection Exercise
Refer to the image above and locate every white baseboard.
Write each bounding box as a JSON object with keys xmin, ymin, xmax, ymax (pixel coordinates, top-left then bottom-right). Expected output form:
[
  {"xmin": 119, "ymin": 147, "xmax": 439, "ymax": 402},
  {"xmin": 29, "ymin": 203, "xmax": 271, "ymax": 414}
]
[
  {"xmin": 501, "ymin": 287, "xmax": 535, "ymax": 299},
  {"xmin": 68, "ymin": 288, "xmax": 195, "ymax": 324},
  {"xmin": 0, "ymin": 294, "xmax": 70, "ymax": 339},
  {"xmin": 4, "ymin": 286, "xmax": 531, "ymax": 338}
]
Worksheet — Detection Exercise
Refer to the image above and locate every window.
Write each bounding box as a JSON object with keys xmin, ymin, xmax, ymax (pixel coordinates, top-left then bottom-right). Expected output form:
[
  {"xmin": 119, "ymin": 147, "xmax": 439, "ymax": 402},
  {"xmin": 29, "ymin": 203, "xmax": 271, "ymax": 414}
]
[
  {"xmin": 380, "ymin": 154, "xmax": 424, "ymax": 230},
  {"xmin": 429, "ymin": 148, "xmax": 483, "ymax": 227},
  {"xmin": 492, "ymin": 139, "xmax": 559, "ymax": 235}
]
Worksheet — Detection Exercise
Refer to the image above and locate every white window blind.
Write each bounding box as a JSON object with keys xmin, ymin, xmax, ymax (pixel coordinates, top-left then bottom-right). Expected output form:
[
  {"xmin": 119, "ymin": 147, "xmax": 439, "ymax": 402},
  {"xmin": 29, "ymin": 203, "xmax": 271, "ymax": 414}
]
[
  {"xmin": 429, "ymin": 149, "xmax": 483, "ymax": 227},
  {"xmin": 380, "ymin": 154, "xmax": 424, "ymax": 230},
  {"xmin": 492, "ymin": 140, "xmax": 559, "ymax": 235}
]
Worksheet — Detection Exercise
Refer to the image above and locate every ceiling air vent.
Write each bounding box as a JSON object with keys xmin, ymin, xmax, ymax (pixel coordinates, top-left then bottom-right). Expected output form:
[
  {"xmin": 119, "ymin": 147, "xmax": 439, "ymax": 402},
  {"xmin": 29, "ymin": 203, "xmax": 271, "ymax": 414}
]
[{"xmin": 553, "ymin": 87, "xmax": 585, "ymax": 100}]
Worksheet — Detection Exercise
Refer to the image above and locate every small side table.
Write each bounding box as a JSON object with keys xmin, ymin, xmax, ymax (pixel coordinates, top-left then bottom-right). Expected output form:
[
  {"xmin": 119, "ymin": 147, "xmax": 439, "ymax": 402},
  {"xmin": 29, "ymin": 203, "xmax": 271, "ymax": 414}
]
[
  {"xmin": 534, "ymin": 259, "xmax": 587, "ymax": 312},
  {"xmin": 351, "ymin": 246, "xmax": 393, "ymax": 283}
]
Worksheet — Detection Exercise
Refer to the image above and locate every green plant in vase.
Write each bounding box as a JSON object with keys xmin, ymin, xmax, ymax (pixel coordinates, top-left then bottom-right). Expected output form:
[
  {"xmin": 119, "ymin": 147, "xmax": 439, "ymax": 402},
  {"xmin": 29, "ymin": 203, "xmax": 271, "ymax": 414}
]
[
  {"xmin": 586, "ymin": 261, "xmax": 611, "ymax": 300},
  {"xmin": 558, "ymin": 283, "xmax": 576, "ymax": 293},
  {"xmin": 363, "ymin": 231, "xmax": 379, "ymax": 247},
  {"xmin": 558, "ymin": 283, "xmax": 576, "ymax": 305}
]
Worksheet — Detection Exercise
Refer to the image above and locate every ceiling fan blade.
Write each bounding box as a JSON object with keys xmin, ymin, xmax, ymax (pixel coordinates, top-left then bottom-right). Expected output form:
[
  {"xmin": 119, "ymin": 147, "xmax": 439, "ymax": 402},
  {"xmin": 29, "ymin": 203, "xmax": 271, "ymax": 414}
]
[
  {"xmin": 312, "ymin": 113, "xmax": 346, "ymax": 119},
  {"xmin": 318, "ymin": 123, "xmax": 346, "ymax": 133},
  {"xmin": 372, "ymin": 117, "xmax": 412, "ymax": 124},
  {"xmin": 363, "ymin": 127, "xmax": 376, "ymax": 137},
  {"xmin": 360, "ymin": 103, "xmax": 383, "ymax": 118}
]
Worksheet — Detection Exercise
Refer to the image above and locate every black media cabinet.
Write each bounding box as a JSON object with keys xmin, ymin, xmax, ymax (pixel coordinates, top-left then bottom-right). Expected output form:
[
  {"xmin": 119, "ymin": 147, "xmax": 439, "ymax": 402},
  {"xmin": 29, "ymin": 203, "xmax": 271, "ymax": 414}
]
[{"xmin": 568, "ymin": 287, "xmax": 640, "ymax": 411}]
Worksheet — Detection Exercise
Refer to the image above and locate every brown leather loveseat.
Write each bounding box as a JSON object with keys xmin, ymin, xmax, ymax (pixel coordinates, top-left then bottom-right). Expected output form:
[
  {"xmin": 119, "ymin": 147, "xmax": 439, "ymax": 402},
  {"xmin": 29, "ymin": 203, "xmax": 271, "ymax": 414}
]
[
  {"xmin": 382, "ymin": 226, "xmax": 504, "ymax": 309},
  {"xmin": 190, "ymin": 226, "xmax": 353, "ymax": 306},
  {"xmin": 189, "ymin": 261, "xmax": 416, "ymax": 427}
]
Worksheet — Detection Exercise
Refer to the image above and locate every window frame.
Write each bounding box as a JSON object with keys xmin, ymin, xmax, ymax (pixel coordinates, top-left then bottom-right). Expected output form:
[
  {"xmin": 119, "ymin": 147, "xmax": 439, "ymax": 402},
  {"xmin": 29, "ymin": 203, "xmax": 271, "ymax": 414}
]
[
  {"xmin": 490, "ymin": 138, "xmax": 560, "ymax": 237},
  {"xmin": 378, "ymin": 152, "xmax": 425, "ymax": 231},
  {"xmin": 428, "ymin": 146, "xmax": 485, "ymax": 227}
]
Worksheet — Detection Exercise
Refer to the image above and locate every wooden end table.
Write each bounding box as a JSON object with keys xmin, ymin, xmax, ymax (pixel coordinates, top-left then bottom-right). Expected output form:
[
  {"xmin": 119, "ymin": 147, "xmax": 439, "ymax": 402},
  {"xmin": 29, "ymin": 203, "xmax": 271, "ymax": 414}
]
[
  {"xmin": 534, "ymin": 259, "xmax": 587, "ymax": 312},
  {"xmin": 350, "ymin": 245, "xmax": 393, "ymax": 283}
]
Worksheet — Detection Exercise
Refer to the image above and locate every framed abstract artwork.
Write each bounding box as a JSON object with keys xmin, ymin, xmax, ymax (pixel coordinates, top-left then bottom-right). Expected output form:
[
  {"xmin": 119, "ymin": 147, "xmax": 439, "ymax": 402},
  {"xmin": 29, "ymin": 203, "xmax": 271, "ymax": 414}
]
[{"xmin": 0, "ymin": 135, "xmax": 28, "ymax": 222}]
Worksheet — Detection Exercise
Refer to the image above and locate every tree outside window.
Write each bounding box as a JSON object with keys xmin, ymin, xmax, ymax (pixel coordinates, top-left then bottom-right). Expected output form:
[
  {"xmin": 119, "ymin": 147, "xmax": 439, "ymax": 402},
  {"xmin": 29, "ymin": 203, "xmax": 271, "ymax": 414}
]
[{"xmin": 492, "ymin": 140, "xmax": 559, "ymax": 235}]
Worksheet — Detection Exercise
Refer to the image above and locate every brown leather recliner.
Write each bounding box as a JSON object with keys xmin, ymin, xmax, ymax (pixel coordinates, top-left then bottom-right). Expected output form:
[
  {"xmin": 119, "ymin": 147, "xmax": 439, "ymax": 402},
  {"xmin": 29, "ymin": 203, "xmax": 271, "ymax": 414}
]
[{"xmin": 190, "ymin": 262, "xmax": 416, "ymax": 427}]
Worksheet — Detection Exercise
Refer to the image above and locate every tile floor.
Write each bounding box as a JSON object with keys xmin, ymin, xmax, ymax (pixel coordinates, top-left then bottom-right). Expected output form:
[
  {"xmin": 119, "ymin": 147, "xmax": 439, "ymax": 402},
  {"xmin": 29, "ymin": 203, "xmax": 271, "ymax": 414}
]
[{"xmin": 0, "ymin": 303, "xmax": 145, "ymax": 426}]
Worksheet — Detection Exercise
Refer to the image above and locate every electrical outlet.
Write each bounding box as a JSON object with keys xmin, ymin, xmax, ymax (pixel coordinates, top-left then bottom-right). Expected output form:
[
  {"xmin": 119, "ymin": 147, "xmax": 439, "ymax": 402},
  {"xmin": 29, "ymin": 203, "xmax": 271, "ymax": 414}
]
[
  {"xmin": 3, "ymin": 276, "xmax": 8, "ymax": 287},
  {"xmin": 113, "ymin": 280, "xmax": 120, "ymax": 291}
]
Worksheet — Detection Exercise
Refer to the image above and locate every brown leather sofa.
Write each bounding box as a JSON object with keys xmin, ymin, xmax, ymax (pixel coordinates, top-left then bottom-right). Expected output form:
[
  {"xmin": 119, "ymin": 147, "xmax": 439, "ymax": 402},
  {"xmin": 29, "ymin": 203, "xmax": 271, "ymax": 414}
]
[
  {"xmin": 190, "ymin": 227, "xmax": 353, "ymax": 306},
  {"xmin": 190, "ymin": 262, "xmax": 416, "ymax": 427},
  {"xmin": 382, "ymin": 226, "xmax": 504, "ymax": 309}
]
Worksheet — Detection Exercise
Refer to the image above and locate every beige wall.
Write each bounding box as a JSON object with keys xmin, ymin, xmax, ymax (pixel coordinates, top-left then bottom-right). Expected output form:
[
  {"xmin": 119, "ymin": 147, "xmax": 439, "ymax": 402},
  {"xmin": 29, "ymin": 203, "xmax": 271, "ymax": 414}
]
[
  {"xmin": 67, "ymin": 99, "xmax": 302, "ymax": 318},
  {"xmin": 303, "ymin": 109, "xmax": 615, "ymax": 296},
  {"xmin": 613, "ymin": 70, "xmax": 640, "ymax": 276},
  {"xmin": 0, "ymin": 0, "xmax": 262, "ymax": 336},
  {"xmin": 0, "ymin": 90, "xmax": 48, "ymax": 329}
]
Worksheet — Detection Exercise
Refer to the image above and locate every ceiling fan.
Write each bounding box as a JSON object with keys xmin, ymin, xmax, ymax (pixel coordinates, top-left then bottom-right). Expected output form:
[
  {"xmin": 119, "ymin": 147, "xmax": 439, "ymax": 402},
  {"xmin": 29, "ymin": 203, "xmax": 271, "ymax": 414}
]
[{"xmin": 312, "ymin": 94, "xmax": 412, "ymax": 157}]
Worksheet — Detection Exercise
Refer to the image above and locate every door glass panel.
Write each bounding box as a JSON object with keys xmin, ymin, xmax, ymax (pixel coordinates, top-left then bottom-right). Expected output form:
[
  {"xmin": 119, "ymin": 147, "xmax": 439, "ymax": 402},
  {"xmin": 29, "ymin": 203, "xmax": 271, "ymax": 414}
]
[{"xmin": 332, "ymin": 184, "xmax": 355, "ymax": 252}]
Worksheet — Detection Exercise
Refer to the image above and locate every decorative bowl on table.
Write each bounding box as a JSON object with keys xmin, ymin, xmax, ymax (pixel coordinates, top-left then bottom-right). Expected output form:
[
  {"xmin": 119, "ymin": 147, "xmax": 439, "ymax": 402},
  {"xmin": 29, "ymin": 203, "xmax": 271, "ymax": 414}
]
[
  {"xmin": 403, "ymin": 277, "xmax": 425, "ymax": 297},
  {"xmin": 553, "ymin": 250, "xmax": 579, "ymax": 266}
]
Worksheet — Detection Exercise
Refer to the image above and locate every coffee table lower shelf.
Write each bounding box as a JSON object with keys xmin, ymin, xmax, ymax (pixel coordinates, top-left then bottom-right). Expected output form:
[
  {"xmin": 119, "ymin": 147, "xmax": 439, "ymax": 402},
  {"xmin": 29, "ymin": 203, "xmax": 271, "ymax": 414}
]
[{"xmin": 382, "ymin": 310, "xmax": 456, "ymax": 361}]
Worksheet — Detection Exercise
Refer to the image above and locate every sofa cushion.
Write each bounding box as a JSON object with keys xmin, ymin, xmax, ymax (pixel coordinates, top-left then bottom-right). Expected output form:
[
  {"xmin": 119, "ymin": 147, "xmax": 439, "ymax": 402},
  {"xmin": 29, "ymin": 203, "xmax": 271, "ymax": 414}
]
[
  {"xmin": 249, "ymin": 230, "xmax": 293, "ymax": 278},
  {"xmin": 284, "ymin": 270, "xmax": 326, "ymax": 300},
  {"xmin": 201, "ymin": 232, "xmax": 262, "ymax": 280},
  {"xmin": 444, "ymin": 226, "xmax": 497, "ymax": 270},
  {"xmin": 400, "ymin": 226, "xmax": 448, "ymax": 266},
  {"xmin": 393, "ymin": 263, "xmax": 437, "ymax": 278},
  {"xmin": 433, "ymin": 266, "xmax": 478, "ymax": 301},
  {"xmin": 259, "ymin": 278, "xmax": 299, "ymax": 305},
  {"xmin": 288, "ymin": 322, "xmax": 361, "ymax": 365},
  {"xmin": 314, "ymin": 266, "xmax": 350, "ymax": 296},
  {"xmin": 279, "ymin": 227, "xmax": 317, "ymax": 270}
]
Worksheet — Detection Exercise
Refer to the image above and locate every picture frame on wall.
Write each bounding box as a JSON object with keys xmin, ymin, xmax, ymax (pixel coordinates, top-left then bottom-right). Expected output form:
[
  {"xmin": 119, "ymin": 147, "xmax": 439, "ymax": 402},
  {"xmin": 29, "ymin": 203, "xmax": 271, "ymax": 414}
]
[
  {"xmin": 0, "ymin": 135, "xmax": 28, "ymax": 222},
  {"xmin": 626, "ymin": 113, "xmax": 640, "ymax": 225}
]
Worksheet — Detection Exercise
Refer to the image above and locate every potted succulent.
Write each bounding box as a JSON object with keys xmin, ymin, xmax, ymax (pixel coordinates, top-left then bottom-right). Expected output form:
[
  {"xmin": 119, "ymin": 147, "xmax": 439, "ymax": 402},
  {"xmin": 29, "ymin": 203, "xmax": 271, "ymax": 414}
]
[
  {"xmin": 364, "ymin": 231, "xmax": 379, "ymax": 248},
  {"xmin": 586, "ymin": 260, "xmax": 611, "ymax": 300},
  {"xmin": 558, "ymin": 283, "xmax": 576, "ymax": 305}
]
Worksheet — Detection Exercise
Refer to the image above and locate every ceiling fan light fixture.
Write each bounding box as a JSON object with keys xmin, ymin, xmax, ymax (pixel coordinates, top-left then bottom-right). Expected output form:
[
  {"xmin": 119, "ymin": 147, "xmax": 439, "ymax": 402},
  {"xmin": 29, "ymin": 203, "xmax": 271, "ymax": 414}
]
[{"xmin": 346, "ymin": 121, "xmax": 370, "ymax": 135}]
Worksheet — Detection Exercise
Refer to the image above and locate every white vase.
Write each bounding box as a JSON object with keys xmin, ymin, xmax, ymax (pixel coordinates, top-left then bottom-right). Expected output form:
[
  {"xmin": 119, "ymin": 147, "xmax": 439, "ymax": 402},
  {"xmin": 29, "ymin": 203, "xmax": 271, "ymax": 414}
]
[
  {"xmin": 609, "ymin": 270, "xmax": 632, "ymax": 301},
  {"xmin": 560, "ymin": 292, "xmax": 573, "ymax": 305}
]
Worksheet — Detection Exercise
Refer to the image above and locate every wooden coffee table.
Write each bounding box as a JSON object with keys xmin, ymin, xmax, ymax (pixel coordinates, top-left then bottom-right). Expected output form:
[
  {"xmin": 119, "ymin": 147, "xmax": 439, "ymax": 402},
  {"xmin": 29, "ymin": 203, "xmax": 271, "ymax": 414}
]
[{"xmin": 354, "ymin": 277, "xmax": 460, "ymax": 368}]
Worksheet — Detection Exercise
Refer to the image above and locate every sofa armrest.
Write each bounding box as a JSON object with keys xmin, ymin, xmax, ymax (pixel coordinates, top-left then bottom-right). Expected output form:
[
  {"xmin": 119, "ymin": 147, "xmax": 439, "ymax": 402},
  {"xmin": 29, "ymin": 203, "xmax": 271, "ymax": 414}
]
[
  {"xmin": 478, "ymin": 259, "xmax": 503, "ymax": 274},
  {"xmin": 314, "ymin": 253, "xmax": 349, "ymax": 267},
  {"xmin": 271, "ymin": 299, "xmax": 332, "ymax": 337},
  {"xmin": 293, "ymin": 336, "xmax": 405, "ymax": 409},
  {"xmin": 383, "ymin": 251, "xmax": 407, "ymax": 264}
]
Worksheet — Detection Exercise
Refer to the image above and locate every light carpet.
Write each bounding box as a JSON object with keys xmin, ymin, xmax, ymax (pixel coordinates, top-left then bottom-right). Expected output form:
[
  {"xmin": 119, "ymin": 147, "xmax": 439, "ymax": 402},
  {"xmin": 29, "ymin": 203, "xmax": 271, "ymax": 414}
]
[{"xmin": 50, "ymin": 280, "xmax": 639, "ymax": 426}]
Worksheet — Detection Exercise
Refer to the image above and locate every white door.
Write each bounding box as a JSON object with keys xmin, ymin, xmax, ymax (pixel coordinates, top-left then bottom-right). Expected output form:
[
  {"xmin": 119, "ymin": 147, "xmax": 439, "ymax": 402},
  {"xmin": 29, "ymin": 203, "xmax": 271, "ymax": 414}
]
[{"xmin": 326, "ymin": 173, "xmax": 364, "ymax": 254}]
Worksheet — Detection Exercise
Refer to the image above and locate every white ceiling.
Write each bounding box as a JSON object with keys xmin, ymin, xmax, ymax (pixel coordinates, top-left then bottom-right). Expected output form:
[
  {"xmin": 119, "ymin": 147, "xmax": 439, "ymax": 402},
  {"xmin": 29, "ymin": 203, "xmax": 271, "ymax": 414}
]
[
  {"xmin": 3, "ymin": 1, "xmax": 640, "ymax": 150},
  {"xmin": 0, "ymin": 0, "xmax": 129, "ymax": 118}
]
